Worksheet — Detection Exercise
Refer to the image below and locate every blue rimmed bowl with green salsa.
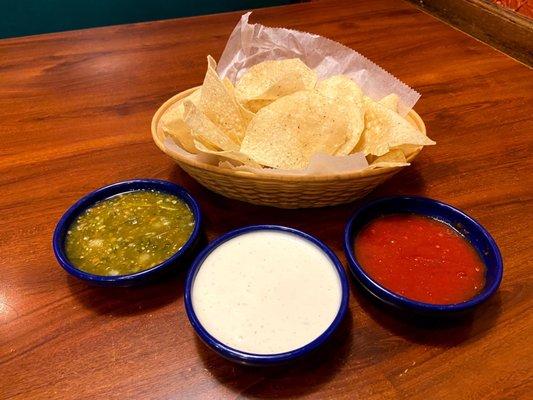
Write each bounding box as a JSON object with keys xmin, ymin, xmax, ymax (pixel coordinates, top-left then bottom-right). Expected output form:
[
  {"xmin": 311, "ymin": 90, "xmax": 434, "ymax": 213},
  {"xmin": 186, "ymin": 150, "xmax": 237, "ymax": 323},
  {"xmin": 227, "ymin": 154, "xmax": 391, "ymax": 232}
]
[{"xmin": 53, "ymin": 179, "xmax": 202, "ymax": 286}]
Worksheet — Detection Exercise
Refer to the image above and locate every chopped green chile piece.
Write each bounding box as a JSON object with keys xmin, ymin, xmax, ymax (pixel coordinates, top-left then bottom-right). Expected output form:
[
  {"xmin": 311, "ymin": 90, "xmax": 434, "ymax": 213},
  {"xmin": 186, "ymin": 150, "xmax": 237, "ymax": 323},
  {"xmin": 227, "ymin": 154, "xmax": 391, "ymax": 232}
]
[{"xmin": 65, "ymin": 190, "xmax": 195, "ymax": 276}]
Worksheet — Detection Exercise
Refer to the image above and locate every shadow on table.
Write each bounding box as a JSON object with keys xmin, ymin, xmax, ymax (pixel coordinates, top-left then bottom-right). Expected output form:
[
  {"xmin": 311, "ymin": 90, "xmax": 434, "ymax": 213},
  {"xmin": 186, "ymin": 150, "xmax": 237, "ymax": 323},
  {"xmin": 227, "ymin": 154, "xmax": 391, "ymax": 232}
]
[
  {"xmin": 66, "ymin": 264, "xmax": 188, "ymax": 316},
  {"xmin": 167, "ymin": 162, "xmax": 428, "ymax": 231},
  {"xmin": 195, "ymin": 312, "xmax": 354, "ymax": 399},
  {"xmin": 371, "ymin": 166, "xmax": 428, "ymax": 198},
  {"xmin": 167, "ymin": 165, "xmax": 427, "ymax": 248},
  {"xmin": 350, "ymin": 278, "xmax": 503, "ymax": 347},
  {"xmin": 169, "ymin": 164, "xmax": 355, "ymax": 238}
]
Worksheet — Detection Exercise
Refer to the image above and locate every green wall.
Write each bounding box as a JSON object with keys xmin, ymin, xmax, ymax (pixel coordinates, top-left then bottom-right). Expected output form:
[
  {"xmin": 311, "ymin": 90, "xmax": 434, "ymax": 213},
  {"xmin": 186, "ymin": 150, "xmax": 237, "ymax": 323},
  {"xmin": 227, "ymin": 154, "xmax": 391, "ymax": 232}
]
[{"xmin": 1, "ymin": 0, "xmax": 297, "ymax": 38}]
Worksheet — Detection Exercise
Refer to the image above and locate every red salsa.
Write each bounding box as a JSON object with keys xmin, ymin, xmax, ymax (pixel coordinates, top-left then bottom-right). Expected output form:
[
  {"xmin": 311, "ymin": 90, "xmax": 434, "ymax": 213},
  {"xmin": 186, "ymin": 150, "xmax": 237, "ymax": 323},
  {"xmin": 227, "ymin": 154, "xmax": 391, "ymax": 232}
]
[{"xmin": 354, "ymin": 214, "xmax": 486, "ymax": 304}]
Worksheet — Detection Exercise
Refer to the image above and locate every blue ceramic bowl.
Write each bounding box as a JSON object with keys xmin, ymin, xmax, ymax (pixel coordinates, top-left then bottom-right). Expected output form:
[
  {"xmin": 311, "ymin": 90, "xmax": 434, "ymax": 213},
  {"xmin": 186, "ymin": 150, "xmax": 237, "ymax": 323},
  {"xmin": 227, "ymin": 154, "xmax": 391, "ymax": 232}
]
[
  {"xmin": 53, "ymin": 179, "xmax": 202, "ymax": 286},
  {"xmin": 185, "ymin": 225, "xmax": 350, "ymax": 366},
  {"xmin": 343, "ymin": 196, "xmax": 503, "ymax": 315}
]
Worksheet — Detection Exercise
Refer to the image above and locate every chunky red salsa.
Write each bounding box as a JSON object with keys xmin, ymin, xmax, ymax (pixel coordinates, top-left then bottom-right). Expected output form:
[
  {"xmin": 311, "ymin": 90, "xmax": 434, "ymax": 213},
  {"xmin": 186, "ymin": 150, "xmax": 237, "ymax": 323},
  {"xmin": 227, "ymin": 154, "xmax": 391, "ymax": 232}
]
[{"xmin": 354, "ymin": 214, "xmax": 485, "ymax": 304}]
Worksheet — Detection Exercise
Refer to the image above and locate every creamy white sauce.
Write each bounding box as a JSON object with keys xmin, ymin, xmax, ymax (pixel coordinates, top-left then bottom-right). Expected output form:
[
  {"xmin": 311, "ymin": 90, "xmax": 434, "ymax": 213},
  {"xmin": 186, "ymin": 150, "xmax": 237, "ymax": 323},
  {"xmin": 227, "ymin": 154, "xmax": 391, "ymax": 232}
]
[{"xmin": 191, "ymin": 230, "xmax": 342, "ymax": 354}]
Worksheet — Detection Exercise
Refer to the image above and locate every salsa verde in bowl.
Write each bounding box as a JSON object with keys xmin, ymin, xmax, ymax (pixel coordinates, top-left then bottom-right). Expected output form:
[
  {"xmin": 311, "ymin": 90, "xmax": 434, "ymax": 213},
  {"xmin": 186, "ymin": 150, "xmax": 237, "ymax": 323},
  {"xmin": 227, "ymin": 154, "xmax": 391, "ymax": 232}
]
[{"xmin": 53, "ymin": 179, "xmax": 202, "ymax": 286}]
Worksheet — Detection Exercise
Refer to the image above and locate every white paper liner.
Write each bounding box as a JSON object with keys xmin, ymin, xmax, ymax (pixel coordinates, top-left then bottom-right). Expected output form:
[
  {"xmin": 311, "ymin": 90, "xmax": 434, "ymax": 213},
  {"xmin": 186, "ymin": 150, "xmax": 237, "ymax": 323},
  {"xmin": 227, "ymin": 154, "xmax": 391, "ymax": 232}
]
[
  {"xmin": 164, "ymin": 137, "xmax": 369, "ymax": 176},
  {"xmin": 162, "ymin": 13, "xmax": 421, "ymax": 175},
  {"xmin": 217, "ymin": 12, "xmax": 420, "ymax": 115}
]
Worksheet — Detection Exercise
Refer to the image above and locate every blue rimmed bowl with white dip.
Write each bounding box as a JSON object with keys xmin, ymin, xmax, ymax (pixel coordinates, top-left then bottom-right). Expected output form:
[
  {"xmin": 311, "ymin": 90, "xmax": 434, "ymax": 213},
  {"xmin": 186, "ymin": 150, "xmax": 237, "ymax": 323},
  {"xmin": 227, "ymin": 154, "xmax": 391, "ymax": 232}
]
[{"xmin": 184, "ymin": 225, "xmax": 349, "ymax": 365}]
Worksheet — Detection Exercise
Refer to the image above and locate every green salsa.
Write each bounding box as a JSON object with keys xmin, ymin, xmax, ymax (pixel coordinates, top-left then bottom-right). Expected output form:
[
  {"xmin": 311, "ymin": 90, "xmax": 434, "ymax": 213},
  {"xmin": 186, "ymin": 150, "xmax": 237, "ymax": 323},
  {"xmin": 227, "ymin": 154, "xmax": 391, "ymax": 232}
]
[{"xmin": 65, "ymin": 190, "xmax": 195, "ymax": 276}]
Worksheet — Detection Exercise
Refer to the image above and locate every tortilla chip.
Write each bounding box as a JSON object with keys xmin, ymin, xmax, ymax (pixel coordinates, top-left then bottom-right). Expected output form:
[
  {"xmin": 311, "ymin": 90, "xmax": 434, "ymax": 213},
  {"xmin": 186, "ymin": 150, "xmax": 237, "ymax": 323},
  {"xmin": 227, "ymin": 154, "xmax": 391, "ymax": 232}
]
[
  {"xmin": 160, "ymin": 88, "xmax": 201, "ymax": 153},
  {"xmin": 368, "ymin": 149, "xmax": 409, "ymax": 169},
  {"xmin": 354, "ymin": 100, "xmax": 435, "ymax": 157},
  {"xmin": 223, "ymin": 76, "xmax": 256, "ymax": 125},
  {"xmin": 316, "ymin": 75, "xmax": 365, "ymax": 155},
  {"xmin": 378, "ymin": 94, "xmax": 400, "ymax": 112},
  {"xmin": 193, "ymin": 140, "xmax": 261, "ymax": 168},
  {"xmin": 396, "ymin": 144, "xmax": 421, "ymax": 159},
  {"xmin": 183, "ymin": 101, "xmax": 239, "ymax": 151},
  {"xmin": 222, "ymin": 77, "xmax": 234, "ymax": 92},
  {"xmin": 235, "ymin": 59, "xmax": 317, "ymax": 113},
  {"xmin": 377, "ymin": 96, "xmax": 422, "ymax": 159},
  {"xmin": 240, "ymin": 90, "xmax": 349, "ymax": 170},
  {"xmin": 199, "ymin": 56, "xmax": 249, "ymax": 143},
  {"xmin": 317, "ymin": 75, "xmax": 364, "ymax": 107}
]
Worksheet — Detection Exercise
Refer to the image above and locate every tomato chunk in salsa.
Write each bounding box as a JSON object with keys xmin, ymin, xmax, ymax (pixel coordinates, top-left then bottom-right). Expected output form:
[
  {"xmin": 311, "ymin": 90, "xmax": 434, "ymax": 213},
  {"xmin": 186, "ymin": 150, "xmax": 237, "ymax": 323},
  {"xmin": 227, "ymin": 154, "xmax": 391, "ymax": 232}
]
[{"xmin": 354, "ymin": 214, "xmax": 485, "ymax": 304}]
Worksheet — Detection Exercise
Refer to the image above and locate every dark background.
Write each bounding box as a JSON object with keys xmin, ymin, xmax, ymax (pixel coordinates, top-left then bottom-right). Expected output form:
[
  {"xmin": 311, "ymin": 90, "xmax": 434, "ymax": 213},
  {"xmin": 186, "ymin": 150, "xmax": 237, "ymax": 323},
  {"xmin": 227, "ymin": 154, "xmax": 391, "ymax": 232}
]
[{"xmin": 0, "ymin": 0, "xmax": 299, "ymax": 38}]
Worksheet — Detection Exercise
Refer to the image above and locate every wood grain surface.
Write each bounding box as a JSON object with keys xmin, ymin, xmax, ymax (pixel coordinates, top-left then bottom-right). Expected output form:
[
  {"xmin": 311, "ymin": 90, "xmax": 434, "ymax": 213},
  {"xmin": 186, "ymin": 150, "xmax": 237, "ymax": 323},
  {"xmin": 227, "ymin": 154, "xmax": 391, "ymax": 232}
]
[
  {"xmin": 407, "ymin": 0, "xmax": 533, "ymax": 66},
  {"xmin": 1, "ymin": 0, "xmax": 532, "ymax": 398}
]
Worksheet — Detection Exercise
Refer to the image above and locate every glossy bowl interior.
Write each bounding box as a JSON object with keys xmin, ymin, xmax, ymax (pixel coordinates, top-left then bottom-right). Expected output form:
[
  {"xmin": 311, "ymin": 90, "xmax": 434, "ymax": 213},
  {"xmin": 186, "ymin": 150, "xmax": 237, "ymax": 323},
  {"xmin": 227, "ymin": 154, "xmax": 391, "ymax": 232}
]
[
  {"xmin": 185, "ymin": 225, "xmax": 350, "ymax": 365},
  {"xmin": 53, "ymin": 179, "xmax": 202, "ymax": 286},
  {"xmin": 343, "ymin": 196, "xmax": 503, "ymax": 315}
]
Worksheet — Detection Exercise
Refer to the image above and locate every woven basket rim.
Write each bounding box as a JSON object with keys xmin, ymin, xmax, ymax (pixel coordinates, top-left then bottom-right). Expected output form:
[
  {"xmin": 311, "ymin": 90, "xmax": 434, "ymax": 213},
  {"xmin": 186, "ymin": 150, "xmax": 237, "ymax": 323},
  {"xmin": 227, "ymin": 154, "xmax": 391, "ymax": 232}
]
[{"xmin": 151, "ymin": 87, "xmax": 426, "ymax": 182}]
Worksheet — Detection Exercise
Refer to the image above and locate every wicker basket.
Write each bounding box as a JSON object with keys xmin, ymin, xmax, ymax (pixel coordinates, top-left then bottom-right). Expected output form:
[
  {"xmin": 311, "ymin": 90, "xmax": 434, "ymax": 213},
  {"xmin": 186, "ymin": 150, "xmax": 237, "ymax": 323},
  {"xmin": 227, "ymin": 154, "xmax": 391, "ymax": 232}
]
[{"xmin": 152, "ymin": 87, "xmax": 426, "ymax": 209}]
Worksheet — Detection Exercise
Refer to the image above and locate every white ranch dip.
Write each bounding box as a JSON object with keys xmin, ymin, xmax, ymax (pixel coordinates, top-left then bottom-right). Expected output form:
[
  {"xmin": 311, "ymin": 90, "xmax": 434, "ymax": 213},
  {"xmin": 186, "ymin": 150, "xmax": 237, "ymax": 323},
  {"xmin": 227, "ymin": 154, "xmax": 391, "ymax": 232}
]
[{"xmin": 191, "ymin": 230, "xmax": 342, "ymax": 354}]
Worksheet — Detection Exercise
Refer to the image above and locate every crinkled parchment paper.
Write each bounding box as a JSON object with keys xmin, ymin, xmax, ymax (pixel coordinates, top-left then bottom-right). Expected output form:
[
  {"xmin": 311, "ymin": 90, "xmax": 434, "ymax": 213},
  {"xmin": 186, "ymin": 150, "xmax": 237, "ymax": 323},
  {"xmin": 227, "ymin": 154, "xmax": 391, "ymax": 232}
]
[
  {"xmin": 218, "ymin": 12, "xmax": 420, "ymax": 115},
  {"xmin": 162, "ymin": 12, "xmax": 420, "ymax": 175}
]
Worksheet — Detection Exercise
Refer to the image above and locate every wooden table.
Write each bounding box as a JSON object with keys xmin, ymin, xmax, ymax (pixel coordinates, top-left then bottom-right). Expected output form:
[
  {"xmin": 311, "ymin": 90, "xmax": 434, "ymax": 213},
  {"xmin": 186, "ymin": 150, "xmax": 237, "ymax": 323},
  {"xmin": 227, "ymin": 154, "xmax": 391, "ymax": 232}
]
[{"xmin": 1, "ymin": 0, "xmax": 531, "ymax": 398}]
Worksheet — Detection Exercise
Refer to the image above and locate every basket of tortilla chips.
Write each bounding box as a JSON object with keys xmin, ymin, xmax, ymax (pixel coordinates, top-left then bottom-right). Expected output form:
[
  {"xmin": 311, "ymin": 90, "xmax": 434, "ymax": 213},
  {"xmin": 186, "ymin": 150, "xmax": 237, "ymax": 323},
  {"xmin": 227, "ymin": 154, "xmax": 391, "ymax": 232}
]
[{"xmin": 151, "ymin": 15, "xmax": 434, "ymax": 208}]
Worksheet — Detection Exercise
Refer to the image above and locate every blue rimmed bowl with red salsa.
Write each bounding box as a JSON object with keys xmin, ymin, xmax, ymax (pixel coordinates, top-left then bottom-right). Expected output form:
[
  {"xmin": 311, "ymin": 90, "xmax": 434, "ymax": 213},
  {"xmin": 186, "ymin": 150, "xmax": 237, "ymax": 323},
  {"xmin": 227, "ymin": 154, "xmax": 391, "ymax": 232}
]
[
  {"xmin": 53, "ymin": 179, "xmax": 202, "ymax": 286},
  {"xmin": 343, "ymin": 196, "xmax": 503, "ymax": 315}
]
